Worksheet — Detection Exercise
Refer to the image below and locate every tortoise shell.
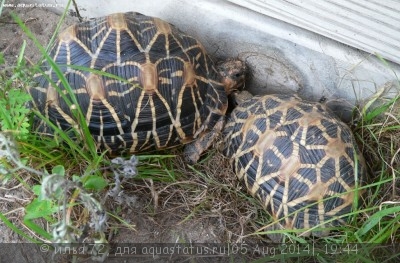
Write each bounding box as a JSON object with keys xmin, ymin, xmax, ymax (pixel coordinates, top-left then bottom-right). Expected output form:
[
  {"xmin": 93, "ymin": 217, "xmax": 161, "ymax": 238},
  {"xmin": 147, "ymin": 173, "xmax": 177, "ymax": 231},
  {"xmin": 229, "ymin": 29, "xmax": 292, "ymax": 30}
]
[
  {"xmin": 222, "ymin": 93, "xmax": 365, "ymax": 236},
  {"xmin": 30, "ymin": 12, "xmax": 233, "ymax": 156}
]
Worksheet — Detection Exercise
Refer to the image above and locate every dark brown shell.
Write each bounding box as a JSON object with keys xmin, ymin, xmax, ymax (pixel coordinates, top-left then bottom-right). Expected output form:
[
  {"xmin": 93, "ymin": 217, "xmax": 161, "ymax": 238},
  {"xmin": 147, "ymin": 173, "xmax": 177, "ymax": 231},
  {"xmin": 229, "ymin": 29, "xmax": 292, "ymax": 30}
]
[
  {"xmin": 30, "ymin": 12, "xmax": 227, "ymax": 153},
  {"xmin": 222, "ymin": 93, "xmax": 365, "ymax": 235}
]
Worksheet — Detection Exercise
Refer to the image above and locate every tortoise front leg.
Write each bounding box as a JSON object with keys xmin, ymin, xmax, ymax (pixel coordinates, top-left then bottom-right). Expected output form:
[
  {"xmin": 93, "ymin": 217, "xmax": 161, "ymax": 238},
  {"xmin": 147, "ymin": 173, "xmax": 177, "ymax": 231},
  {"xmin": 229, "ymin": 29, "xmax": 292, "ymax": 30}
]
[{"xmin": 183, "ymin": 116, "xmax": 224, "ymax": 164}]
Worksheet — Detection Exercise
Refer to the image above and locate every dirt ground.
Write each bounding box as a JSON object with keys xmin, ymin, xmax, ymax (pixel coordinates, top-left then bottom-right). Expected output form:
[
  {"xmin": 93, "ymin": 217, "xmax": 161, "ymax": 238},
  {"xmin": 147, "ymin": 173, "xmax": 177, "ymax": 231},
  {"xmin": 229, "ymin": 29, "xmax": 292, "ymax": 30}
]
[{"xmin": 0, "ymin": 6, "xmax": 267, "ymax": 261}]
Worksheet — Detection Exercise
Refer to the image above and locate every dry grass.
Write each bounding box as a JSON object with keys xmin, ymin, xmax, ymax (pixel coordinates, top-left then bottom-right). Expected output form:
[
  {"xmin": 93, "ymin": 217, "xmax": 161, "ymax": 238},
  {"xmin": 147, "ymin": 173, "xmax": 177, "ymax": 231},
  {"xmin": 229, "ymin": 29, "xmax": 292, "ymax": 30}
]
[
  {"xmin": 110, "ymin": 149, "xmax": 267, "ymax": 244},
  {"xmin": 355, "ymin": 95, "xmax": 400, "ymax": 203}
]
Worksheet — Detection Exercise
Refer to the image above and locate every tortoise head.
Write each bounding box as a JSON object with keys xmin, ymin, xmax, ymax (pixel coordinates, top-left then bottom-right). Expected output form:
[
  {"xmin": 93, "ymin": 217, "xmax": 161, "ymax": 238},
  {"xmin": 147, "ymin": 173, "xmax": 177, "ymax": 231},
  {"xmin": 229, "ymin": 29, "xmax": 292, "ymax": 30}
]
[
  {"xmin": 217, "ymin": 59, "xmax": 247, "ymax": 95},
  {"xmin": 230, "ymin": 90, "xmax": 253, "ymax": 105}
]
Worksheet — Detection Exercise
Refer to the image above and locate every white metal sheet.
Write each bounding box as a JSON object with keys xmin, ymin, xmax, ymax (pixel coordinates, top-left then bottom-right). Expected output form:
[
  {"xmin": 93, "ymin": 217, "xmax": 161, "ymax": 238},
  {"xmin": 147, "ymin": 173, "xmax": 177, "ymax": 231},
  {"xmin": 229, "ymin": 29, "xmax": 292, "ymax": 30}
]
[{"xmin": 229, "ymin": 0, "xmax": 400, "ymax": 64}]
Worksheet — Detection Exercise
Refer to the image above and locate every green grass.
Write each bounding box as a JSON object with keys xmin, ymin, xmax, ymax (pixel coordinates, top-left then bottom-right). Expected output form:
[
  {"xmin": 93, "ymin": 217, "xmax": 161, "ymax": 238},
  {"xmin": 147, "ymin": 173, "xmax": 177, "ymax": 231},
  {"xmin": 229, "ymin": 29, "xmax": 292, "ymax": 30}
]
[{"xmin": 0, "ymin": 5, "xmax": 399, "ymax": 263}]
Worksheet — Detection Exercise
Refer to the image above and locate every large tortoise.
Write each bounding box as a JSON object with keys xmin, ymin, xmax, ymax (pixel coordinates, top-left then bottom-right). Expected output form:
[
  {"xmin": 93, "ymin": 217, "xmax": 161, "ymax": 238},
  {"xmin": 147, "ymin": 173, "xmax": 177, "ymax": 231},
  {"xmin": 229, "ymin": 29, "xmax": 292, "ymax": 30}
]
[
  {"xmin": 221, "ymin": 92, "xmax": 365, "ymax": 237},
  {"xmin": 30, "ymin": 12, "xmax": 245, "ymax": 163}
]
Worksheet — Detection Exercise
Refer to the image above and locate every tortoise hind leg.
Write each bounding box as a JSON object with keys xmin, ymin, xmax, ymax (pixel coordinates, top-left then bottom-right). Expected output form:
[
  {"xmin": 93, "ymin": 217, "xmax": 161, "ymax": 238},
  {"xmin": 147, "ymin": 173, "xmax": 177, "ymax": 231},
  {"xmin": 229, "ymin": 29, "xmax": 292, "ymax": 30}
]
[{"xmin": 183, "ymin": 117, "xmax": 224, "ymax": 164}]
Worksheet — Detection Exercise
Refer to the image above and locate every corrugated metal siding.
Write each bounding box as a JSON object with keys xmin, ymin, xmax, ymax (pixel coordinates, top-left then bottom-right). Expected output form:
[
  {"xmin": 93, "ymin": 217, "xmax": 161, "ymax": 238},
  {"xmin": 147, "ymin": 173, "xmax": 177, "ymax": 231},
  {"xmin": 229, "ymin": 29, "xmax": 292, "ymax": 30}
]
[{"xmin": 228, "ymin": 0, "xmax": 400, "ymax": 64}]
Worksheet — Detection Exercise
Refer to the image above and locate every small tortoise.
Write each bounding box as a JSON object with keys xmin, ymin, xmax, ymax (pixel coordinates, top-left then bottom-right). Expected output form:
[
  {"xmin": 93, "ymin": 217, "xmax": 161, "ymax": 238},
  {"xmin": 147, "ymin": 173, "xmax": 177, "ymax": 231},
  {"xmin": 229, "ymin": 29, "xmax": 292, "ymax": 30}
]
[
  {"xmin": 221, "ymin": 92, "xmax": 365, "ymax": 237},
  {"xmin": 30, "ymin": 12, "xmax": 245, "ymax": 163}
]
